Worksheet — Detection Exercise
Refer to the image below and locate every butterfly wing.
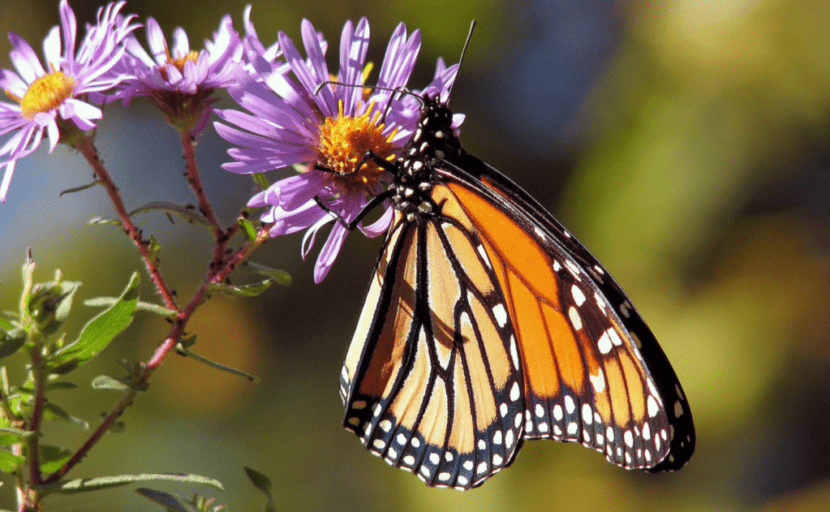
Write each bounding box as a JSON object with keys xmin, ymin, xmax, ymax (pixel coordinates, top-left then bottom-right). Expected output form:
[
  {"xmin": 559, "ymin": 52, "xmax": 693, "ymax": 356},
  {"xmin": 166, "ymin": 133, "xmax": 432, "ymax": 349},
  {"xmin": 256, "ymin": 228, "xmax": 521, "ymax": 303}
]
[
  {"xmin": 435, "ymin": 154, "xmax": 695, "ymax": 471},
  {"xmin": 341, "ymin": 209, "xmax": 526, "ymax": 489}
]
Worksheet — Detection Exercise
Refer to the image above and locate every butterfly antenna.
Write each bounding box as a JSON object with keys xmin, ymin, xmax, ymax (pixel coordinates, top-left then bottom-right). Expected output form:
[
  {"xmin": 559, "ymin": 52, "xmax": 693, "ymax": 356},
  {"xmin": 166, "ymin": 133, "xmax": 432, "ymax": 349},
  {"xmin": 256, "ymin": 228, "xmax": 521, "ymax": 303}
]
[
  {"xmin": 312, "ymin": 81, "xmax": 423, "ymax": 126},
  {"xmin": 446, "ymin": 20, "xmax": 476, "ymax": 103}
]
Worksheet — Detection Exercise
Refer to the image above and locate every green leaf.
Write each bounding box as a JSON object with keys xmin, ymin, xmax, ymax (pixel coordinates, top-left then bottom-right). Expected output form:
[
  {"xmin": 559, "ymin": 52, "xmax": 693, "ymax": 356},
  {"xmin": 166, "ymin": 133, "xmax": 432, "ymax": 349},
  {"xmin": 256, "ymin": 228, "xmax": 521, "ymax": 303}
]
[
  {"xmin": 28, "ymin": 276, "xmax": 81, "ymax": 335},
  {"xmin": 0, "ymin": 328, "xmax": 26, "ymax": 359},
  {"xmin": 84, "ymin": 298, "xmax": 177, "ymax": 318},
  {"xmin": 18, "ymin": 379, "xmax": 76, "ymax": 394},
  {"xmin": 20, "ymin": 249, "xmax": 36, "ymax": 316},
  {"xmin": 39, "ymin": 444, "xmax": 72, "ymax": 473},
  {"xmin": 51, "ymin": 272, "xmax": 139, "ymax": 373},
  {"xmin": 38, "ymin": 473, "xmax": 224, "ymax": 494},
  {"xmin": 43, "ymin": 403, "xmax": 89, "ymax": 430},
  {"xmin": 0, "ymin": 426, "xmax": 34, "ymax": 444},
  {"xmin": 45, "ymin": 381, "xmax": 77, "ymax": 391},
  {"xmin": 251, "ymin": 173, "xmax": 270, "ymax": 192},
  {"xmin": 88, "ymin": 216, "xmax": 122, "ymax": 226},
  {"xmin": 176, "ymin": 343, "xmax": 259, "ymax": 382},
  {"xmin": 147, "ymin": 236, "xmax": 161, "ymax": 265},
  {"xmin": 60, "ymin": 180, "xmax": 101, "ymax": 197},
  {"xmin": 136, "ymin": 488, "xmax": 199, "ymax": 512},
  {"xmin": 238, "ymin": 217, "xmax": 257, "ymax": 242},
  {"xmin": 91, "ymin": 375, "xmax": 129, "ymax": 391},
  {"xmin": 206, "ymin": 279, "xmax": 276, "ymax": 298},
  {"xmin": 244, "ymin": 467, "xmax": 277, "ymax": 512},
  {"xmin": 240, "ymin": 261, "xmax": 291, "ymax": 286},
  {"xmin": 130, "ymin": 201, "xmax": 210, "ymax": 227},
  {"xmin": 0, "ymin": 449, "xmax": 25, "ymax": 473}
]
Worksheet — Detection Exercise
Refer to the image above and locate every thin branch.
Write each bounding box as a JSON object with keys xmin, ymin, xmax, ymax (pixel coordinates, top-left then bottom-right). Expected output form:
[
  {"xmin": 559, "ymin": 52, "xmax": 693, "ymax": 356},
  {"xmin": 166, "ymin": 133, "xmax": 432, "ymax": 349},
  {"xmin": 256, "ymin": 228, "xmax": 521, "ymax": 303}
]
[
  {"xmin": 42, "ymin": 224, "xmax": 273, "ymax": 484},
  {"xmin": 76, "ymin": 136, "xmax": 180, "ymax": 313},
  {"xmin": 25, "ymin": 344, "xmax": 45, "ymax": 487},
  {"xmin": 181, "ymin": 130, "xmax": 222, "ymax": 230}
]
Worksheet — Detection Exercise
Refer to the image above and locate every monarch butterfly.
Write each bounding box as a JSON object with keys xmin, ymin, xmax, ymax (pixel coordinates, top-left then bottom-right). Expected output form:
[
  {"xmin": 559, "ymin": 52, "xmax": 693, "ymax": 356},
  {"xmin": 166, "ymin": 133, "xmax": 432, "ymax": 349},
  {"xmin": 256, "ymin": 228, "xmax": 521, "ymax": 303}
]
[{"xmin": 334, "ymin": 58, "xmax": 694, "ymax": 492}]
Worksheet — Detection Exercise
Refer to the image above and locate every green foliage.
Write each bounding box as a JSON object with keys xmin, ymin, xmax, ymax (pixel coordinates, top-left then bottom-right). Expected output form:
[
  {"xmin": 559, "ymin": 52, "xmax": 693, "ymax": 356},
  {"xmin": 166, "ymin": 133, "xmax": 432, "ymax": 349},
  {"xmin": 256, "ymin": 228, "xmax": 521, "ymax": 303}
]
[
  {"xmin": 130, "ymin": 201, "xmax": 211, "ymax": 227},
  {"xmin": 245, "ymin": 466, "xmax": 277, "ymax": 512},
  {"xmin": 59, "ymin": 180, "xmax": 102, "ymax": 197},
  {"xmin": 137, "ymin": 489, "xmax": 229, "ymax": 512},
  {"xmin": 207, "ymin": 279, "xmax": 280, "ymax": 298},
  {"xmin": 240, "ymin": 261, "xmax": 292, "ymax": 286},
  {"xmin": 39, "ymin": 445, "xmax": 72, "ymax": 473},
  {"xmin": 90, "ymin": 375, "xmax": 130, "ymax": 392},
  {"xmin": 84, "ymin": 297, "xmax": 177, "ymax": 318},
  {"xmin": 238, "ymin": 217, "xmax": 258, "ymax": 243},
  {"xmin": 36, "ymin": 472, "xmax": 224, "ymax": 494},
  {"xmin": 176, "ymin": 337, "xmax": 259, "ymax": 382},
  {"xmin": 0, "ymin": 449, "xmax": 24, "ymax": 473},
  {"xmin": 50, "ymin": 272, "xmax": 140, "ymax": 374},
  {"xmin": 0, "ymin": 327, "xmax": 26, "ymax": 359}
]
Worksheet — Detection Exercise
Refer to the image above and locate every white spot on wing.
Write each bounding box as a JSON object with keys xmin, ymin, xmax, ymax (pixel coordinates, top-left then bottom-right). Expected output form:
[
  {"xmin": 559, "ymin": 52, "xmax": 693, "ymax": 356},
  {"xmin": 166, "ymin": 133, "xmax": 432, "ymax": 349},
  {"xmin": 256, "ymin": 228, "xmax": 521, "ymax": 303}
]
[
  {"xmin": 565, "ymin": 259, "xmax": 581, "ymax": 280},
  {"xmin": 510, "ymin": 336, "xmax": 520, "ymax": 370},
  {"xmin": 493, "ymin": 304, "xmax": 508, "ymax": 327},
  {"xmin": 571, "ymin": 285, "xmax": 586, "ymax": 306},
  {"xmin": 476, "ymin": 244, "xmax": 492, "ymax": 269},
  {"xmin": 582, "ymin": 404, "xmax": 593, "ymax": 424},
  {"xmin": 565, "ymin": 395, "xmax": 576, "ymax": 414},
  {"xmin": 510, "ymin": 382, "xmax": 520, "ymax": 401},
  {"xmin": 647, "ymin": 396, "xmax": 660, "ymax": 418},
  {"xmin": 590, "ymin": 369, "xmax": 606, "ymax": 393},
  {"xmin": 598, "ymin": 330, "xmax": 613, "ymax": 354},
  {"xmin": 568, "ymin": 307, "xmax": 583, "ymax": 331},
  {"xmin": 609, "ymin": 328, "xmax": 623, "ymax": 347},
  {"xmin": 595, "ymin": 292, "xmax": 607, "ymax": 316}
]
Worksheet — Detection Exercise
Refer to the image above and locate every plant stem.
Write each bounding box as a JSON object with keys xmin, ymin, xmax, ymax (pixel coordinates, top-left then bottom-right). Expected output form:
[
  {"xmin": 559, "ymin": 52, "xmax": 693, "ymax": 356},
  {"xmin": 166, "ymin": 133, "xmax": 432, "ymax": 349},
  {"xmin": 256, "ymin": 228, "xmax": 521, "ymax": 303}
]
[
  {"xmin": 42, "ymin": 224, "xmax": 272, "ymax": 484},
  {"xmin": 76, "ymin": 136, "xmax": 180, "ymax": 313}
]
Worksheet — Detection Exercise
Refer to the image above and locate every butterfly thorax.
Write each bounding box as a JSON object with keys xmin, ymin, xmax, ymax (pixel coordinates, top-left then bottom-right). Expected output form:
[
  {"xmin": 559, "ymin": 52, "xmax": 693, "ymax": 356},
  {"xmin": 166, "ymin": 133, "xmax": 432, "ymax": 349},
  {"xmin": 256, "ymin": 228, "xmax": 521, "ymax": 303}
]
[{"xmin": 392, "ymin": 94, "xmax": 465, "ymax": 221}]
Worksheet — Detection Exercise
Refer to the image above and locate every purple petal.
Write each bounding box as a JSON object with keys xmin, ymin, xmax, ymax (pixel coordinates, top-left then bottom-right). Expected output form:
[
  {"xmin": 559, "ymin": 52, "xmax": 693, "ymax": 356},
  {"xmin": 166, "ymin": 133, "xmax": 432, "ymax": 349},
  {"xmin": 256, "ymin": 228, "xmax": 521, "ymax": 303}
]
[
  {"xmin": 313, "ymin": 222, "xmax": 348, "ymax": 283},
  {"xmin": 0, "ymin": 159, "xmax": 17, "ymax": 202}
]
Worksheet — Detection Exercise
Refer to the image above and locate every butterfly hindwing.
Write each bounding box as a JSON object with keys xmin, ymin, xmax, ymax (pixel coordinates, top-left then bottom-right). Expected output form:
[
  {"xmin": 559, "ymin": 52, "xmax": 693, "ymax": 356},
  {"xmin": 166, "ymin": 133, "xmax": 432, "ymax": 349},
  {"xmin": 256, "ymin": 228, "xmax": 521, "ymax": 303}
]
[{"xmin": 342, "ymin": 209, "xmax": 525, "ymax": 489}]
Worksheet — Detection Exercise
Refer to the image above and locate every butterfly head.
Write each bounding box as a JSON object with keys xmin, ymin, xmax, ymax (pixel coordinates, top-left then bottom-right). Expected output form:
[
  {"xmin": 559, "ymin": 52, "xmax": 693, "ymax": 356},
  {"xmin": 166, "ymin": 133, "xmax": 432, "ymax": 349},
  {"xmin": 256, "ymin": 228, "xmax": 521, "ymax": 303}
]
[{"xmin": 401, "ymin": 93, "xmax": 464, "ymax": 165}]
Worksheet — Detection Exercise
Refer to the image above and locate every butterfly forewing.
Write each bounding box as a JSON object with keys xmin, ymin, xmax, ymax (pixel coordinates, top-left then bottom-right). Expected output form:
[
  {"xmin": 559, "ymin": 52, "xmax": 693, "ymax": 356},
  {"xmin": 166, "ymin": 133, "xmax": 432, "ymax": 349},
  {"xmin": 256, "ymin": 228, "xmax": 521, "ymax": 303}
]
[{"xmin": 439, "ymin": 162, "xmax": 694, "ymax": 471}]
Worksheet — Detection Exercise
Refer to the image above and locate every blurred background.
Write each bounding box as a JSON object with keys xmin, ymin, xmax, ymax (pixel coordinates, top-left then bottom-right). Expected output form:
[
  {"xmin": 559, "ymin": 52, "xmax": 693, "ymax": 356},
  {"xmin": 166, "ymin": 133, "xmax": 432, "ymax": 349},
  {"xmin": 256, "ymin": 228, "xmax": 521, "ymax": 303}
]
[{"xmin": 2, "ymin": 0, "xmax": 830, "ymax": 510}]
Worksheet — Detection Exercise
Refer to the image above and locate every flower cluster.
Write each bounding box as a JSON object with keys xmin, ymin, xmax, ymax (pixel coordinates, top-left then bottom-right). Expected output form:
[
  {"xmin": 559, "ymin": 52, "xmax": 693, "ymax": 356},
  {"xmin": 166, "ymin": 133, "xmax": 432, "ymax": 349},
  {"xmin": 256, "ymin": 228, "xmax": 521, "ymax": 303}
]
[{"xmin": 0, "ymin": 1, "xmax": 462, "ymax": 281}]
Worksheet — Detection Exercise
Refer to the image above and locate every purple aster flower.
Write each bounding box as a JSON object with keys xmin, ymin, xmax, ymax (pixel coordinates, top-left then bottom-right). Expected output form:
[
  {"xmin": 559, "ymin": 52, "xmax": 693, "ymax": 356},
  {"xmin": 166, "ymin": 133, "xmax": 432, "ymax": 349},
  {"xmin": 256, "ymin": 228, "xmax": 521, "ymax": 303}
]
[
  {"xmin": 114, "ymin": 11, "xmax": 243, "ymax": 132},
  {"xmin": 216, "ymin": 18, "xmax": 460, "ymax": 283},
  {"xmin": 0, "ymin": 0, "xmax": 136, "ymax": 203}
]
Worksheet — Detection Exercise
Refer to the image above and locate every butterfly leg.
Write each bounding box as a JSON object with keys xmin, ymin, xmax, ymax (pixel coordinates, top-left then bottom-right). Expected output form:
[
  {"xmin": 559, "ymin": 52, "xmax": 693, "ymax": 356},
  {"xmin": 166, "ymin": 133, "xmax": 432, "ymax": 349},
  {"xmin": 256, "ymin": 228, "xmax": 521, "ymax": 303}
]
[
  {"xmin": 312, "ymin": 149, "xmax": 398, "ymax": 230},
  {"xmin": 314, "ymin": 189, "xmax": 395, "ymax": 231}
]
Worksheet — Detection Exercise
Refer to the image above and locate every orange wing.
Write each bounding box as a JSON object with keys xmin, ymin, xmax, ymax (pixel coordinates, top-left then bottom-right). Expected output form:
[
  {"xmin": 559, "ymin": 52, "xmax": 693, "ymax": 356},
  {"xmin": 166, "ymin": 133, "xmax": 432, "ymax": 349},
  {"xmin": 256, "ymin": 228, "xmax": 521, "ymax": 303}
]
[
  {"xmin": 341, "ymin": 176, "xmax": 693, "ymax": 489},
  {"xmin": 341, "ymin": 208, "xmax": 526, "ymax": 489}
]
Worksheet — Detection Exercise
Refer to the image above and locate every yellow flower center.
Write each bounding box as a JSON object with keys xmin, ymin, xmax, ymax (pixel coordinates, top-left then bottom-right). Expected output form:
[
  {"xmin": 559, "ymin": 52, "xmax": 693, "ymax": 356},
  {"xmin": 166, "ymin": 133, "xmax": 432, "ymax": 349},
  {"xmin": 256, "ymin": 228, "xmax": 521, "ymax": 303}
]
[
  {"xmin": 11, "ymin": 69, "xmax": 77, "ymax": 118},
  {"xmin": 316, "ymin": 101, "xmax": 397, "ymax": 193},
  {"xmin": 160, "ymin": 49, "xmax": 199, "ymax": 80}
]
